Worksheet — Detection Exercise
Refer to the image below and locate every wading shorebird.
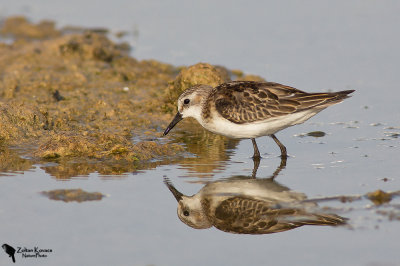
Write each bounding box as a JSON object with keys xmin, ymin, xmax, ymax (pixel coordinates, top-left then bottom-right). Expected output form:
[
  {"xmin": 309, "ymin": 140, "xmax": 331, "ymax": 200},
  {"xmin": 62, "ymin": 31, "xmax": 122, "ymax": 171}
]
[
  {"xmin": 163, "ymin": 81, "xmax": 354, "ymax": 159},
  {"xmin": 164, "ymin": 177, "xmax": 346, "ymax": 234}
]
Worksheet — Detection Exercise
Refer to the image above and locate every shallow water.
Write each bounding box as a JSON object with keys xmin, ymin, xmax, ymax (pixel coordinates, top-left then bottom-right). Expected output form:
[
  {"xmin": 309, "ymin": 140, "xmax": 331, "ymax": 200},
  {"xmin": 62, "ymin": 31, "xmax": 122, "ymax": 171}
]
[{"xmin": 1, "ymin": 1, "xmax": 400, "ymax": 265}]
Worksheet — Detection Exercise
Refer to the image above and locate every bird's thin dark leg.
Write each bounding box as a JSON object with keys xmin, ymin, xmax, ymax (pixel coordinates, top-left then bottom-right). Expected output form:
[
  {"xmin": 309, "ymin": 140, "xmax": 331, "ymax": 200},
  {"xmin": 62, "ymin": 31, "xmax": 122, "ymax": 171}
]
[
  {"xmin": 251, "ymin": 138, "xmax": 260, "ymax": 159},
  {"xmin": 271, "ymin": 134, "xmax": 287, "ymax": 159},
  {"xmin": 251, "ymin": 138, "xmax": 261, "ymax": 178},
  {"xmin": 270, "ymin": 156, "xmax": 287, "ymax": 180},
  {"xmin": 251, "ymin": 156, "xmax": 260, "ymax": 178}
]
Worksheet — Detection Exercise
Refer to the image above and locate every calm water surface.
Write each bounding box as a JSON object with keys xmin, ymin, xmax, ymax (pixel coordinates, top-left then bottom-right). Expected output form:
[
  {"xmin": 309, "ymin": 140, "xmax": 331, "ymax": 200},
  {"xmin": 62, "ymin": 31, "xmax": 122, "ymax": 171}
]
[{"xmin": 1, "ymin": 1, "xmax": 399, "ymax": 265}]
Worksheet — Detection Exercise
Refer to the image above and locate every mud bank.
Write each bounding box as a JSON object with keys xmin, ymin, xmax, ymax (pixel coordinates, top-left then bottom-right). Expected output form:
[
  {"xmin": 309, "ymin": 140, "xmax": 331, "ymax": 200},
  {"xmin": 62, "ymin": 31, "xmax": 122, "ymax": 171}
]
[{"xmin": 0, "ymin": 16, "xmax": 263, "ymax": 178}]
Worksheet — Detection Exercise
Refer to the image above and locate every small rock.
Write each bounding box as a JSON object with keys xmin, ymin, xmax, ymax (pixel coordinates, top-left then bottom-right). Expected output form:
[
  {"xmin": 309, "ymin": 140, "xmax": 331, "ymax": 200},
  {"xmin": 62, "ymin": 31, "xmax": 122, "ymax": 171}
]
[{"xmin": 366, "ymin": 190, "xmax": 392, "ymax": 205}]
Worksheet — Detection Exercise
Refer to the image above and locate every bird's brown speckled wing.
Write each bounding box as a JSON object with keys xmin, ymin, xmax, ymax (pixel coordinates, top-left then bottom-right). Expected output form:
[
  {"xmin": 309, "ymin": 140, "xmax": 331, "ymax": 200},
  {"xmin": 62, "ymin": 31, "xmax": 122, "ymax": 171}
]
[
  {"xmin": 212, "ymin": 197, "xmax": 346, "ymax": 234},
  {"xmin": 210, "ymin": 81, "xmax": 354, "ymax": 124}
]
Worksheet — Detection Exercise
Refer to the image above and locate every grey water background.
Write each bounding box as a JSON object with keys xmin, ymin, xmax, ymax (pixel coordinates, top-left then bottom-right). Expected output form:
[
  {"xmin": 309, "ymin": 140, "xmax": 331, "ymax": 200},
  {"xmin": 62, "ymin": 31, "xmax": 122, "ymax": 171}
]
[{"xmin": 1, "ymin": 1, "xmax": 400, "ymax": 265}]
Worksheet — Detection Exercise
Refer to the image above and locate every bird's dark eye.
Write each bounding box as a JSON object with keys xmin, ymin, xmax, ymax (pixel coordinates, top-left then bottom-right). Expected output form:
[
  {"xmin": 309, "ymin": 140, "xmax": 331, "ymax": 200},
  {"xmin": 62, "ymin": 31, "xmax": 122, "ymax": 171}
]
[
  {"xmin": 183, "ymin": 210, "xmax": 190, "ymax": 216},
  {"xmin": 183, "ymin": 99, "xmax": 190, "ymax": 105}
]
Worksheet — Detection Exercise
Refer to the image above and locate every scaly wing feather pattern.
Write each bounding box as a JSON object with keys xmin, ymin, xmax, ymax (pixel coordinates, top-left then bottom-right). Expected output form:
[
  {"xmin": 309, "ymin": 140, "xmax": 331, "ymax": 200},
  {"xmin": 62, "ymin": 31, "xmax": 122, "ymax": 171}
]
[
  {"xmin": 212, "ymin": 197, "xmax": 346, "ymax": 234},
  {"xmin": 211, "ymin": 81, "xmax": 354, "ymax": 124}
]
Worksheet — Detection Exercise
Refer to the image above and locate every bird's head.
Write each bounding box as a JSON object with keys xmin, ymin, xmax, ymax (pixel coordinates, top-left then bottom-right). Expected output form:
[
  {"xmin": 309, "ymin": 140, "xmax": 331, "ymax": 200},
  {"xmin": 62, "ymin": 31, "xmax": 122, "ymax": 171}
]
[
  {"xmin": 164, "ymin": 178, "xmax": 212, "ymax": 229},
  {"xmin": 163, "ymin": 85, "xmax": 213, "ymax": 136}
]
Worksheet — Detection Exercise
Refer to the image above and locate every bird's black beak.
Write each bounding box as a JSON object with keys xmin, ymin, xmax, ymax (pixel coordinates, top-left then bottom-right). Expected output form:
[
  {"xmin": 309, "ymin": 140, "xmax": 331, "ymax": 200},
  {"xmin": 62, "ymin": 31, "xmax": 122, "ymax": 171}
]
[
  {"xmin": 164, "ymin": 178, "xmax": 183, "ymax": 202},
  {"xmin": 163, "ymin": 112, "xmax": 183, "ymax": 136}
]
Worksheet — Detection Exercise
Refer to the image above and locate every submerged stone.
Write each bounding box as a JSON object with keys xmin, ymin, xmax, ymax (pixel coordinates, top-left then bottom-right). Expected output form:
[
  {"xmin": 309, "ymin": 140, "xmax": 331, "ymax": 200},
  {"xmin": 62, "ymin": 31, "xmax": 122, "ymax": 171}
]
[
  {"xmin": 41, "ymin": 189, "xmax": 105, "ymax": 202},
  {"xmin": 307, "ymin": 131, "xmax": 326, "ymax": 138}
]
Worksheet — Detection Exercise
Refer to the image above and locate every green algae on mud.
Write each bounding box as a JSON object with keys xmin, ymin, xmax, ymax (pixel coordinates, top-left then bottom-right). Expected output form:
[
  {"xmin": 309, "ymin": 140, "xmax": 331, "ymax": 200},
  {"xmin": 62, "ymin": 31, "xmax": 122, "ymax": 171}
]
[{"xmin": 0, "ymin": 16, "xmax": 264, "ymax": 177}]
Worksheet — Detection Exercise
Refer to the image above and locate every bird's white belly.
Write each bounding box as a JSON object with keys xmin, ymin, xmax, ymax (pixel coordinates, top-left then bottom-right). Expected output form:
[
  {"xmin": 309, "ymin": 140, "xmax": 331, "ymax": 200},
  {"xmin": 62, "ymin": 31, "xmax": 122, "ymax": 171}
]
[
  {"xmin": 200, "ymin": 110, "xmax": 318, "ymax": 139},
  {"xmin": 202, "ymin": 180, "xmax": 307, "ymax": 203}
]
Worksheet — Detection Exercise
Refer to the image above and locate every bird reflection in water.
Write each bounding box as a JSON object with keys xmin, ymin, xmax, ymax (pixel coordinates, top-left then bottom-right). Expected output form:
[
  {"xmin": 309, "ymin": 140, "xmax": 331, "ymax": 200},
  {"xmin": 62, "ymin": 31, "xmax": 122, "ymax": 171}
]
[{"xmin": 164, "ymin": 159, "xmax": 346, "ymax": 234}]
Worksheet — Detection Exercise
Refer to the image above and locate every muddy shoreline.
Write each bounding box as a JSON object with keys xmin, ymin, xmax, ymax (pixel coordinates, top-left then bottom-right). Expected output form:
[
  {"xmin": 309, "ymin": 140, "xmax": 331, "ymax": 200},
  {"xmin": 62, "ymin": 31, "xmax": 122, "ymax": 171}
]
[{"xmin": 0, "ymin": 16, "xmax": 264, "ymax": 178}]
